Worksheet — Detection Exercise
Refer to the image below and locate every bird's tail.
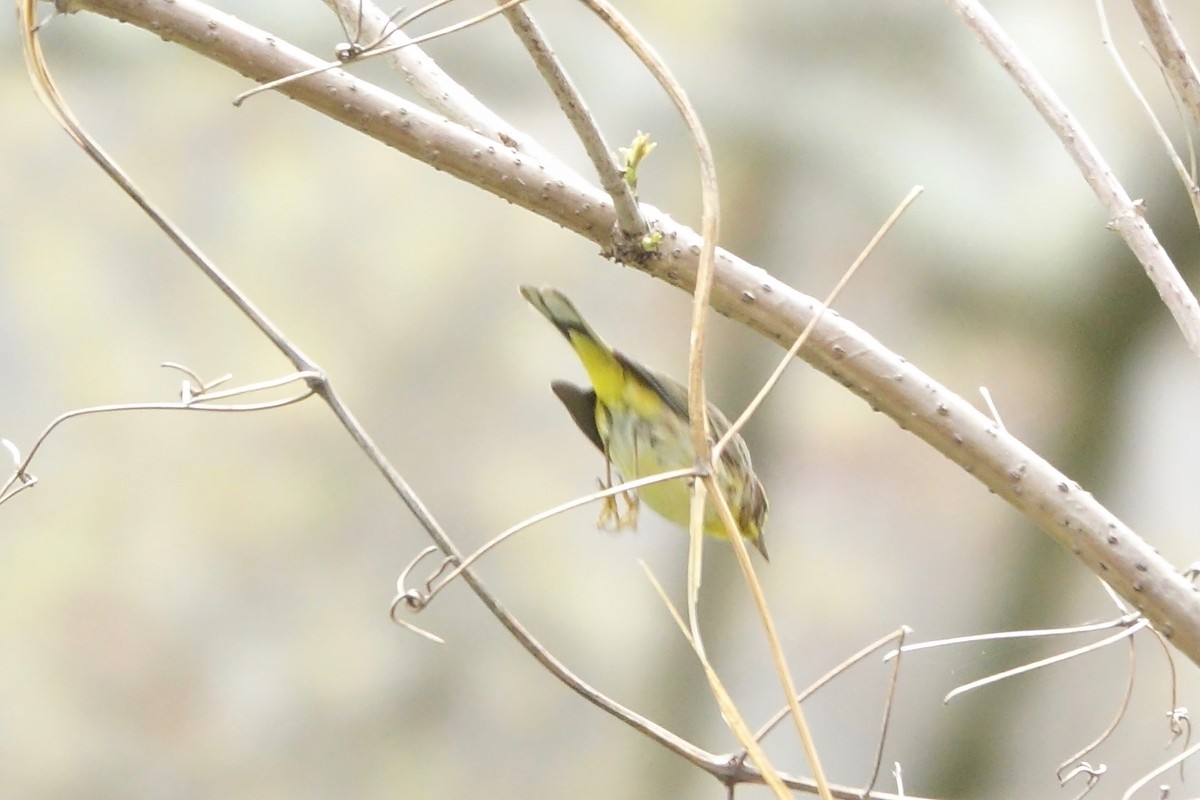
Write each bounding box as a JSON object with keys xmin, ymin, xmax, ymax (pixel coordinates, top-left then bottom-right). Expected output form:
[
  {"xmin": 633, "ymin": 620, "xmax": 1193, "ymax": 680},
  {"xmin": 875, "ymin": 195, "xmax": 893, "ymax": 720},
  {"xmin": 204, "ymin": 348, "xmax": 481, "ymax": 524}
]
[{"xmin": 520, "ymin": 286, "xmax": 624, "ymax": 405}]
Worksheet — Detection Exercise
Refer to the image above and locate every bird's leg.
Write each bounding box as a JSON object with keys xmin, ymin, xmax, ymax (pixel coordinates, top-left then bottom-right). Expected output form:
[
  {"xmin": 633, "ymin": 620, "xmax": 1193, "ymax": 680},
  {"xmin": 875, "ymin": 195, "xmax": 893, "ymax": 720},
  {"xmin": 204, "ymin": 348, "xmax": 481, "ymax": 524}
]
[
  {"xmin": 618, "ymin": 441, "xmax": 640, "ymax": 530},
  {"xmin": 596, "ymin": 449, "xmax": 638, "ymax": 531}
]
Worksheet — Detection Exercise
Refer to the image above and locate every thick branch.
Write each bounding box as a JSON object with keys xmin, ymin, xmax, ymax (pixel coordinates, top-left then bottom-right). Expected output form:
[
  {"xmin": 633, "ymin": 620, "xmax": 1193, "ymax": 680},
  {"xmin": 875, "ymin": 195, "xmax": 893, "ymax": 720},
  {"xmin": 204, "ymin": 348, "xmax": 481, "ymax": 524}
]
[{"xmin": 60, "ymin": 0, "xmax": 1200, "ymax": 666}]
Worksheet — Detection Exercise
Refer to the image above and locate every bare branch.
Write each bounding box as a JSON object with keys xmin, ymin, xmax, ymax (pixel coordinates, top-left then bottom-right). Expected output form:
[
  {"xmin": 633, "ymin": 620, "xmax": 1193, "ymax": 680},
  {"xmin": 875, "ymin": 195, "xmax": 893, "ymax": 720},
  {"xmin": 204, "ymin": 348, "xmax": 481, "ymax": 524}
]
[
  {"xmin": 1122, "ymin": 738, "xmax": 1200, "ymax": 800},
  {"xmin": 232, "ymin": 0, "xmax": 534, "ymax": 108},
  {"xmin": 316, "ymin": 0, "xmax": 569, "ymax": 171},
  {"xmin": 943, "ymin": 621, "xmax": 1149, "ymax": 704},
  {"xmin": 1131, "ymin": 0, "xmax": 1200, "ymax": 136},
  {"xmin": 0, "ymin": 369, "xmax": 320, "ymax": 506},
  {"xmin": 1096, "ymin": 0, "xmax": 1200, "ymax": 227},
  {"xmin": 1057, "ymin": 638, "xmax": 1137, "ymax": 790},
  {"xmin": 946, "ymin": 0, "xmax": 1200, "ymax": 359},
  {"xmin": 497, "ymin": 2, "xmax": 647, "ymax": 241},
  {"xmin": 393, "ymin": 468, "xmax": 694, "ymax": 618},
  {"xmin": 715, "ymin": 185, "xmax": 923, "ymax": 462}
]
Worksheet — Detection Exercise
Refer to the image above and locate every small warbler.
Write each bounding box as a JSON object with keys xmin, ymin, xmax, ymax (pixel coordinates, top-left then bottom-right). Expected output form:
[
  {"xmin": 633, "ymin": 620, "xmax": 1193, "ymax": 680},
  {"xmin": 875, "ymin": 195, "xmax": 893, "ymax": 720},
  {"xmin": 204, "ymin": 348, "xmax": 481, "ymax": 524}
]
[{"xmin": 520, "ymin": 285, "xmax": 769, "ymax": 560}]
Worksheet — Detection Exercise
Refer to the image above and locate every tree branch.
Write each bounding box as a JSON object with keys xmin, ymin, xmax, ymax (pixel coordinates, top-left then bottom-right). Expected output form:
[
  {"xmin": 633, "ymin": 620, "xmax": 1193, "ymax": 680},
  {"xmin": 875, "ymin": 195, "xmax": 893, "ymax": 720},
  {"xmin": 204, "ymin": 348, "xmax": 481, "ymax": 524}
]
[
  {"xmin": 946, "ymin": 0, "xmax": 1200, "ymax": 359},
  {"xmin": 1131, "ymin": 0, "xmax": 1200, "ymax": 138},
  {"xmin": 496, "ymin": 0, "xmax": 647, "ymax": 240}
]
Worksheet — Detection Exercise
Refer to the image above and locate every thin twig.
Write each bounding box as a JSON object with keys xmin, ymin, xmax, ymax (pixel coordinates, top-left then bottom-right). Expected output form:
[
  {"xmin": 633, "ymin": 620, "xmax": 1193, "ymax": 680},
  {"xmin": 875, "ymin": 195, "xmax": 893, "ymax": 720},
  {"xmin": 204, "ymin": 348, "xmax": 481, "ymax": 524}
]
[
  {"xmin": 394, "ymin": 468, "xmax": 695, "ymax": 614},
  {"xmin": 886, "ymin": 613, "xmax": 1142, "ymax": 659},
  {"xmin": 861, "ymin": 626, "xmax": 908, "ymax": 800},
  {"xmin": 0, "ymin": 371, "xmax": 320, "ymax": 506},
  {"xmin": 707, "ymin": 479, "xmax": 830, "ymax": 799},
  {"xmin": 943, "ymin": 620, "xmax": 1149, "ymax": 704},
  {"xmin": 387, "ymin": 546, "xmax": 448, "ymax": 643},
  {"xmin": 1122, "ymin": 739, "xmax": 1200, "ymax": 800},
  {"xmin": 1095, "ymin": 0, "xmax": 1200, "ymax": 227},
  {"xmin": 22, "ymin": 10, "xmax": 315, "ymax": 371},
  {"xmin": 497, "ymin": 1, "xmax": 646, "ymax": 241},
  {"xmin": 640, "ymin": 562, "xmax": 792, "ymax": 799},
  {"xmin": 978, "ymin": 386, "xmax": 1006, "ymax": 433},
  {"xmin": 1152, "ymin": 624, "xmax": 1189, "ymax": 781},
  {"xmin": 234, "ymin": 0, "xmax": 531, "ymax": 106},
  {"xmin": 570, "ymin": 0, "xmax": 741, "ymax": 782},
  {"xmin": 1145, "ymin": 43, "xmax": 1200, "ymax": 188},
  {"xmin": 715, "ymin": 185, "xmax": 923, "ymax": 461},
  {"xmin": 946, "ymin": 0, "xmax": 1200, "ymax": 359},
  {"xmin": 316, "ymin": 0, "xmax": 567, "ymax": 170},
  {"xmin": 1061, "ymin": 763, "xmax": 1106, "ymax": 800},
  {"xmin": 750, "ymin": 628, "xmax": 912, "ymax": 746},
  {"xmin": 1056, "ymin": 636, "xmax": 1137, "ymax": 785},
  {"xmin": 1130, "ymin": 0, "xmax": 1200, "ymax": 137},
  {"xmin": 737, "ymin": 627, "xmax": 912, "ymax": 800}
]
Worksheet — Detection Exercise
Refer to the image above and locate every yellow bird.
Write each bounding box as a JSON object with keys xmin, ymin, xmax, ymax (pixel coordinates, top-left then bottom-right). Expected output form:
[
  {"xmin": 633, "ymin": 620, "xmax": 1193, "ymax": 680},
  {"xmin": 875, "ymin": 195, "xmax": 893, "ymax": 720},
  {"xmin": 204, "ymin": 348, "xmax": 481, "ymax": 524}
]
[{"xmin": 520, "ymin": 285, "xmax": 769, "ymax": 560}]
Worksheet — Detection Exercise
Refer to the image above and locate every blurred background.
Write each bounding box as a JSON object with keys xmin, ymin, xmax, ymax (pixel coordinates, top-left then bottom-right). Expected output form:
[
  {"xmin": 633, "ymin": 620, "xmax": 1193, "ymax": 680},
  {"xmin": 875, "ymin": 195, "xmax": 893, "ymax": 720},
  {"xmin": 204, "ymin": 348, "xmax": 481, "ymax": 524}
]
[{"xmin": 2, "ymin": 1, "xmax": 1200, "ymax": 797}]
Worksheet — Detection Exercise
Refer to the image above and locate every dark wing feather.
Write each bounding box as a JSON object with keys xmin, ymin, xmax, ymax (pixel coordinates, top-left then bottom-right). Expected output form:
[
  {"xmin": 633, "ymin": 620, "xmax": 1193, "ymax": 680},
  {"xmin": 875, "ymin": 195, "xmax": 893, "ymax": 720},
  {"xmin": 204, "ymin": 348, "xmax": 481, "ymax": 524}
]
[{"xmin": 550, "ymin": 381, "xmax": 605, "ymax": 453}]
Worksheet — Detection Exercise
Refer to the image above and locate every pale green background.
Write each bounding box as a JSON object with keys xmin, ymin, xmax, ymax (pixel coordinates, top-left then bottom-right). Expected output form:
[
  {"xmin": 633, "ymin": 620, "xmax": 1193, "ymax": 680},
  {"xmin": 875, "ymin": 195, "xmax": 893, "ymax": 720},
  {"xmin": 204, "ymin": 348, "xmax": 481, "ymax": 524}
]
[{"xmin": 3, "ymin": 1, "xmax": 1200, "ymax": 798}]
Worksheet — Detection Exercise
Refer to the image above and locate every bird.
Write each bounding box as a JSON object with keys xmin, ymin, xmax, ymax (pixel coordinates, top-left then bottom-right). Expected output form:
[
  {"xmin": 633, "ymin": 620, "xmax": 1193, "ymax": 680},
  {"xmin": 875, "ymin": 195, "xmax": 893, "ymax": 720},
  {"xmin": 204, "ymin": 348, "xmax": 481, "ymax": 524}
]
[{"xmin": 520, "ymin": 285, "xmax": 769, "ymax": 559}]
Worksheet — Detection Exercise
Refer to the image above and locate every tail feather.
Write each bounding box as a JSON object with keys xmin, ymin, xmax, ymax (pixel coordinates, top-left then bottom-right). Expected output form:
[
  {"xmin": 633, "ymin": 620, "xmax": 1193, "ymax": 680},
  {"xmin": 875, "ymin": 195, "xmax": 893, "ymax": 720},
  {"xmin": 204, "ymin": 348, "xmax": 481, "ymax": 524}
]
[
  {"xmin": 519, "ymin": 285, "xmax": 602, "ymax": 346},
  {"xmin": 521, "ymin": 285, "xmax": 625, "ymax": 406}
]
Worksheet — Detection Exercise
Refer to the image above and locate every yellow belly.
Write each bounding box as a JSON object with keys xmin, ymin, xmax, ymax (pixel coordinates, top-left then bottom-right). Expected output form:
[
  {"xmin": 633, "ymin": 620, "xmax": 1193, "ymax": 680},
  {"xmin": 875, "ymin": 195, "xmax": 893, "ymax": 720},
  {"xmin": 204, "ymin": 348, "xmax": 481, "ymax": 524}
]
[{"xmin": 597, "ymin": 403, "xmax": 734, "ymax": 537}]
